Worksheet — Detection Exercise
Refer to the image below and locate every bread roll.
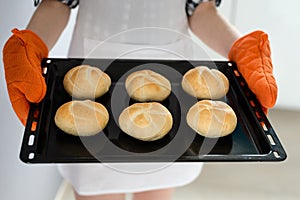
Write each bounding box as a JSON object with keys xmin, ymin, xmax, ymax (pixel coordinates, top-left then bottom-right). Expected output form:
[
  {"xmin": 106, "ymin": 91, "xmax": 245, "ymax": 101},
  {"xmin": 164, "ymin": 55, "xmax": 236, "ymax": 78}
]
[
  {"xmin": 54, "ymin": 100, "xmax": 109, "ymax": 136},
  {"xmin": 186, "ymin": 100, "xmax": 237, "ymax": 138},
  {"xmin": 118, "ymin": 102, "xmax": 173, "ymax": 141},
  {"xmin": 125, "ymin": 70, "xmax": 171, "ymax": 101},
  {"xmin": 63, "ymin": 65, "xmax": 111, "ymax": 99},
  {"xmin": 182, "ymin": 66, "xmax": 229, "ymax": 99}
]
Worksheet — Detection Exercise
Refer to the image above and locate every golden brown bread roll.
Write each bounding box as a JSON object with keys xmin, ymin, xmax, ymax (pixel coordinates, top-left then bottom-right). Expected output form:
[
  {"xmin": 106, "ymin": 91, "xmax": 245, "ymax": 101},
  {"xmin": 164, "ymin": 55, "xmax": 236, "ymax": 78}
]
[
  {"xmin": 54, "ymin": 100, "xmax": 109, "ymax": 136},
  {"xmin": 182, "ymin": 66, "xmax": 229, "ymax": 99},
  {"xmin": 118, "ymin": 102, "xmax": 173, "ymax": 141},
  {"xmin": 125, "ymin": 70, "xmax": 171, "ymax": 101},
  {"xmin": 63, "ymin": 65, "xmax": 111, "ymax": 99},
  {"xmin": 186, "ymin": 100, "xmax": 237, "ymax": 138}
]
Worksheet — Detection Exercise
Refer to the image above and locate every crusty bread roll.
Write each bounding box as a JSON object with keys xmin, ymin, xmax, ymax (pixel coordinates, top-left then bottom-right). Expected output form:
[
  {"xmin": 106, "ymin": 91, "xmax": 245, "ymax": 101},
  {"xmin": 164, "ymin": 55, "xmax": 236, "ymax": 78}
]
[
  {"xmin": 186, "ymin": 100, "xmax": 237, "ymax": 138},
  {"xmin": 63, "ymin": 65, "xmax": 111, "ymax": 99},
  {"xmin": 125, "ymin": 70, "xmax": 171, "ymax": 101},
  {"xmin": 54, "ymin": 100, "xmax": 109, "ymax": 136},
  {"xmin": 118, "ymin": 102, "xmax": 173, "ymax": 141},
  {"xmin": 182, "ymin": 66, "xmax": 229, "ymax": 99}
]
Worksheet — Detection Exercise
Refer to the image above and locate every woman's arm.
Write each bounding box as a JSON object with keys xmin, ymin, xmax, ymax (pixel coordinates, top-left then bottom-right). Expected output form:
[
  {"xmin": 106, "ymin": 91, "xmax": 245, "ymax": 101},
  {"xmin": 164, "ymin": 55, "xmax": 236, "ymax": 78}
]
[
  {"xmin": 188, "ymin": 1, "xmax": 241, "ymax": 57},
  {"xmin": 26, "ymin": 0, "xmax": 71, "ymax": 50},
  {"xmin": 189, "ymin": 1, "xmax": 278, "ymax": 112}
]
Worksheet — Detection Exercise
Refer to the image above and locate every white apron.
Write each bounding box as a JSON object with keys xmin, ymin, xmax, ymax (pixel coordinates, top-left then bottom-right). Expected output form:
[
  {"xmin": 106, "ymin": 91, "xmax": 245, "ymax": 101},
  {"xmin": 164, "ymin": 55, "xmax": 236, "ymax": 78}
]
[{"xmin": 58, "ymin": 0, "xmax": 205, "ymax": 195}]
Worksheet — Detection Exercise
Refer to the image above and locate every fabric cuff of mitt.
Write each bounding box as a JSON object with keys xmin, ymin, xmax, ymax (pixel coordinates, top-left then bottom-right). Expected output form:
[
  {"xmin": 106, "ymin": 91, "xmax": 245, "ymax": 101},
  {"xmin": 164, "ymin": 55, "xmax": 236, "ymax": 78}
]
[
  {"xmin": 228, "ymin": 30, "xmax": 278, "ymax": 109},
  {"xmin": 11, "ymin": 28, "xmax": 48, "ymax": 56}
]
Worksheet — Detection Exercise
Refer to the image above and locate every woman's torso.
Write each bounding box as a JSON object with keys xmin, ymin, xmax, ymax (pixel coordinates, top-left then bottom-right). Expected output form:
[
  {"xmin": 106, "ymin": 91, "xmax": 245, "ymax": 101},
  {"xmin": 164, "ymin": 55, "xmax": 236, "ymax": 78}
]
[{"xmin": 68, "ymin": 0, "xmax": 196, "ymax": 59}]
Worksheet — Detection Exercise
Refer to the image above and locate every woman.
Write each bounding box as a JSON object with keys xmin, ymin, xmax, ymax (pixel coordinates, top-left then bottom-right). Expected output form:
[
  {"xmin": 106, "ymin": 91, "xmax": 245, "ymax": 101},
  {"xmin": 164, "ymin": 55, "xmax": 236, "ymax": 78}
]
[{"xmin": 2, "ymin": 0, "xmax": 277, "ymax": 199}]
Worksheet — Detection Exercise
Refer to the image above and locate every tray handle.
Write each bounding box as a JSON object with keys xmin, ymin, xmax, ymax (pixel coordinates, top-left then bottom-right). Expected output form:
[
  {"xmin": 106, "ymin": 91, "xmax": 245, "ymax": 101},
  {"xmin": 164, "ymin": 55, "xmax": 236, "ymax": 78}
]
[
  {"xmin": 228, "ymin": 62, "xmax": 287, "ymax": 161},
  {"xmin": 20, "ymin": 104, "xmax": 41, "ymax": 163},
  {"xmin": 20, "ymin": 60, "xmax": 50, "ymax": 163}
]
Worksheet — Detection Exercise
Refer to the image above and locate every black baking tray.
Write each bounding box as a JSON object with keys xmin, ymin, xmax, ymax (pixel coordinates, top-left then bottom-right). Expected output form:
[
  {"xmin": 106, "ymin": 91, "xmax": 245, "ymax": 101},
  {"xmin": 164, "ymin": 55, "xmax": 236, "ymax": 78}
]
[{"xmin": 20, "ymin": 58, "xmax": 287, "ymax": 163}]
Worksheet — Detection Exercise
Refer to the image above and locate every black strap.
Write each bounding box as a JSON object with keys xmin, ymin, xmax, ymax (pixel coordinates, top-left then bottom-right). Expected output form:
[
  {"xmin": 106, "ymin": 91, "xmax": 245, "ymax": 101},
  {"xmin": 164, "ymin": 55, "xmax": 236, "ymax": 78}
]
[
  {"xmin": 34, "ymin": 0, "xmax": 40, "ymax": 7},
  {"xmin": 216, "ymin": 0, "xmax": 222, "ymax": 7},
  {"xmin": 34, "ymin": 0, "xmax": 79, "ymax": 8}
]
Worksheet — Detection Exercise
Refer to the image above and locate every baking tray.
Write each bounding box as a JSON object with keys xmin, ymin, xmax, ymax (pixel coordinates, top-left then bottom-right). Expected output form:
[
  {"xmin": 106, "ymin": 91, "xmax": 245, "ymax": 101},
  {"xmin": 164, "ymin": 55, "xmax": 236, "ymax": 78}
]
[{"xmin": 20, "ymin": 58, "xmax": 287, "ymax": 163}]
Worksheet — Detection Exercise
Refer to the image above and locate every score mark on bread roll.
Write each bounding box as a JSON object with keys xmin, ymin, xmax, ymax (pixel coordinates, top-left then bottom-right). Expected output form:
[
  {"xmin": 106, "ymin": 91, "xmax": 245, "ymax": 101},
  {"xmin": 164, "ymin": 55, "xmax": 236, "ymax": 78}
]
[
  {"xmin": 63, "ymin": 65, "xmax": 111, "ymax": 99},
  {"xmin": 118, "ymin": 102, "xmax": 173, "ymax": 141},
  {"xmin": 186, "ymin": 100, "xmax": 237, "ymax": 138},
  {"xmin": 125, "ymin": 70, "xmax": 171, "ymax": 101},
  {"xmin": 182, "ymin": 66, "xmax": 229, "ymax": 99},
  {"xmin": 54, "ymin": 100, "xmax": 109, "ymax": 136}
]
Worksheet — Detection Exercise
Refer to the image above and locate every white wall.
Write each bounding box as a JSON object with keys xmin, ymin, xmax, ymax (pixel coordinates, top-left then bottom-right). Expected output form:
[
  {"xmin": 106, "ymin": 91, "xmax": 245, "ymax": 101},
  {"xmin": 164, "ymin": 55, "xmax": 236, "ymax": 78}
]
[{"xmin": 233, "ymin": 0, "xmax": 300, "ymax": 110}]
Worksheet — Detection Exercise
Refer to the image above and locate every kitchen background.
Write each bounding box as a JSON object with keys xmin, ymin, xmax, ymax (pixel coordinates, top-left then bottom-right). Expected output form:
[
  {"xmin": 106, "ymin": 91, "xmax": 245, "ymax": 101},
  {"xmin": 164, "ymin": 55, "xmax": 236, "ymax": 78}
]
[{"xmin": 0, "ymin": 0, "xmax": 299, "ymax": 199}]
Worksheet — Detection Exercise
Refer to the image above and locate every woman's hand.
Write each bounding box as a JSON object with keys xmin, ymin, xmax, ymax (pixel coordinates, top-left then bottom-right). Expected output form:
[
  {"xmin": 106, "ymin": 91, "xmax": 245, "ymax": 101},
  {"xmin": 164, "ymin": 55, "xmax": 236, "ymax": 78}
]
[
  {"xmin": 228, "ymin": 31, "xmax": 278, "ymax": 113},
  {"xmin": 188, "ymin": 2, "xmax": 277, "ymax": 114},
  {"xmin": 2, "ymin": 0, "xmax": 71, "ymax": 125},
  {"xmin": 3, "ymin": 29, "xmax": 48, "ymax": 125}
]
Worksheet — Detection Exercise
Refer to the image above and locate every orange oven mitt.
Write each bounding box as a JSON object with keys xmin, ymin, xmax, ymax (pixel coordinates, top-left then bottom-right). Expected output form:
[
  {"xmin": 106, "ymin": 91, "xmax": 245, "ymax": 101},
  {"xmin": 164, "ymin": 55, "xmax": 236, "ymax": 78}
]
[
  {"xmin": 228, "ymin": 30, "xmax": 278, "ymax": 114},
  {"xmin": 2, "ymin": 29, "xmax": 48, "ymax": 125}
]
